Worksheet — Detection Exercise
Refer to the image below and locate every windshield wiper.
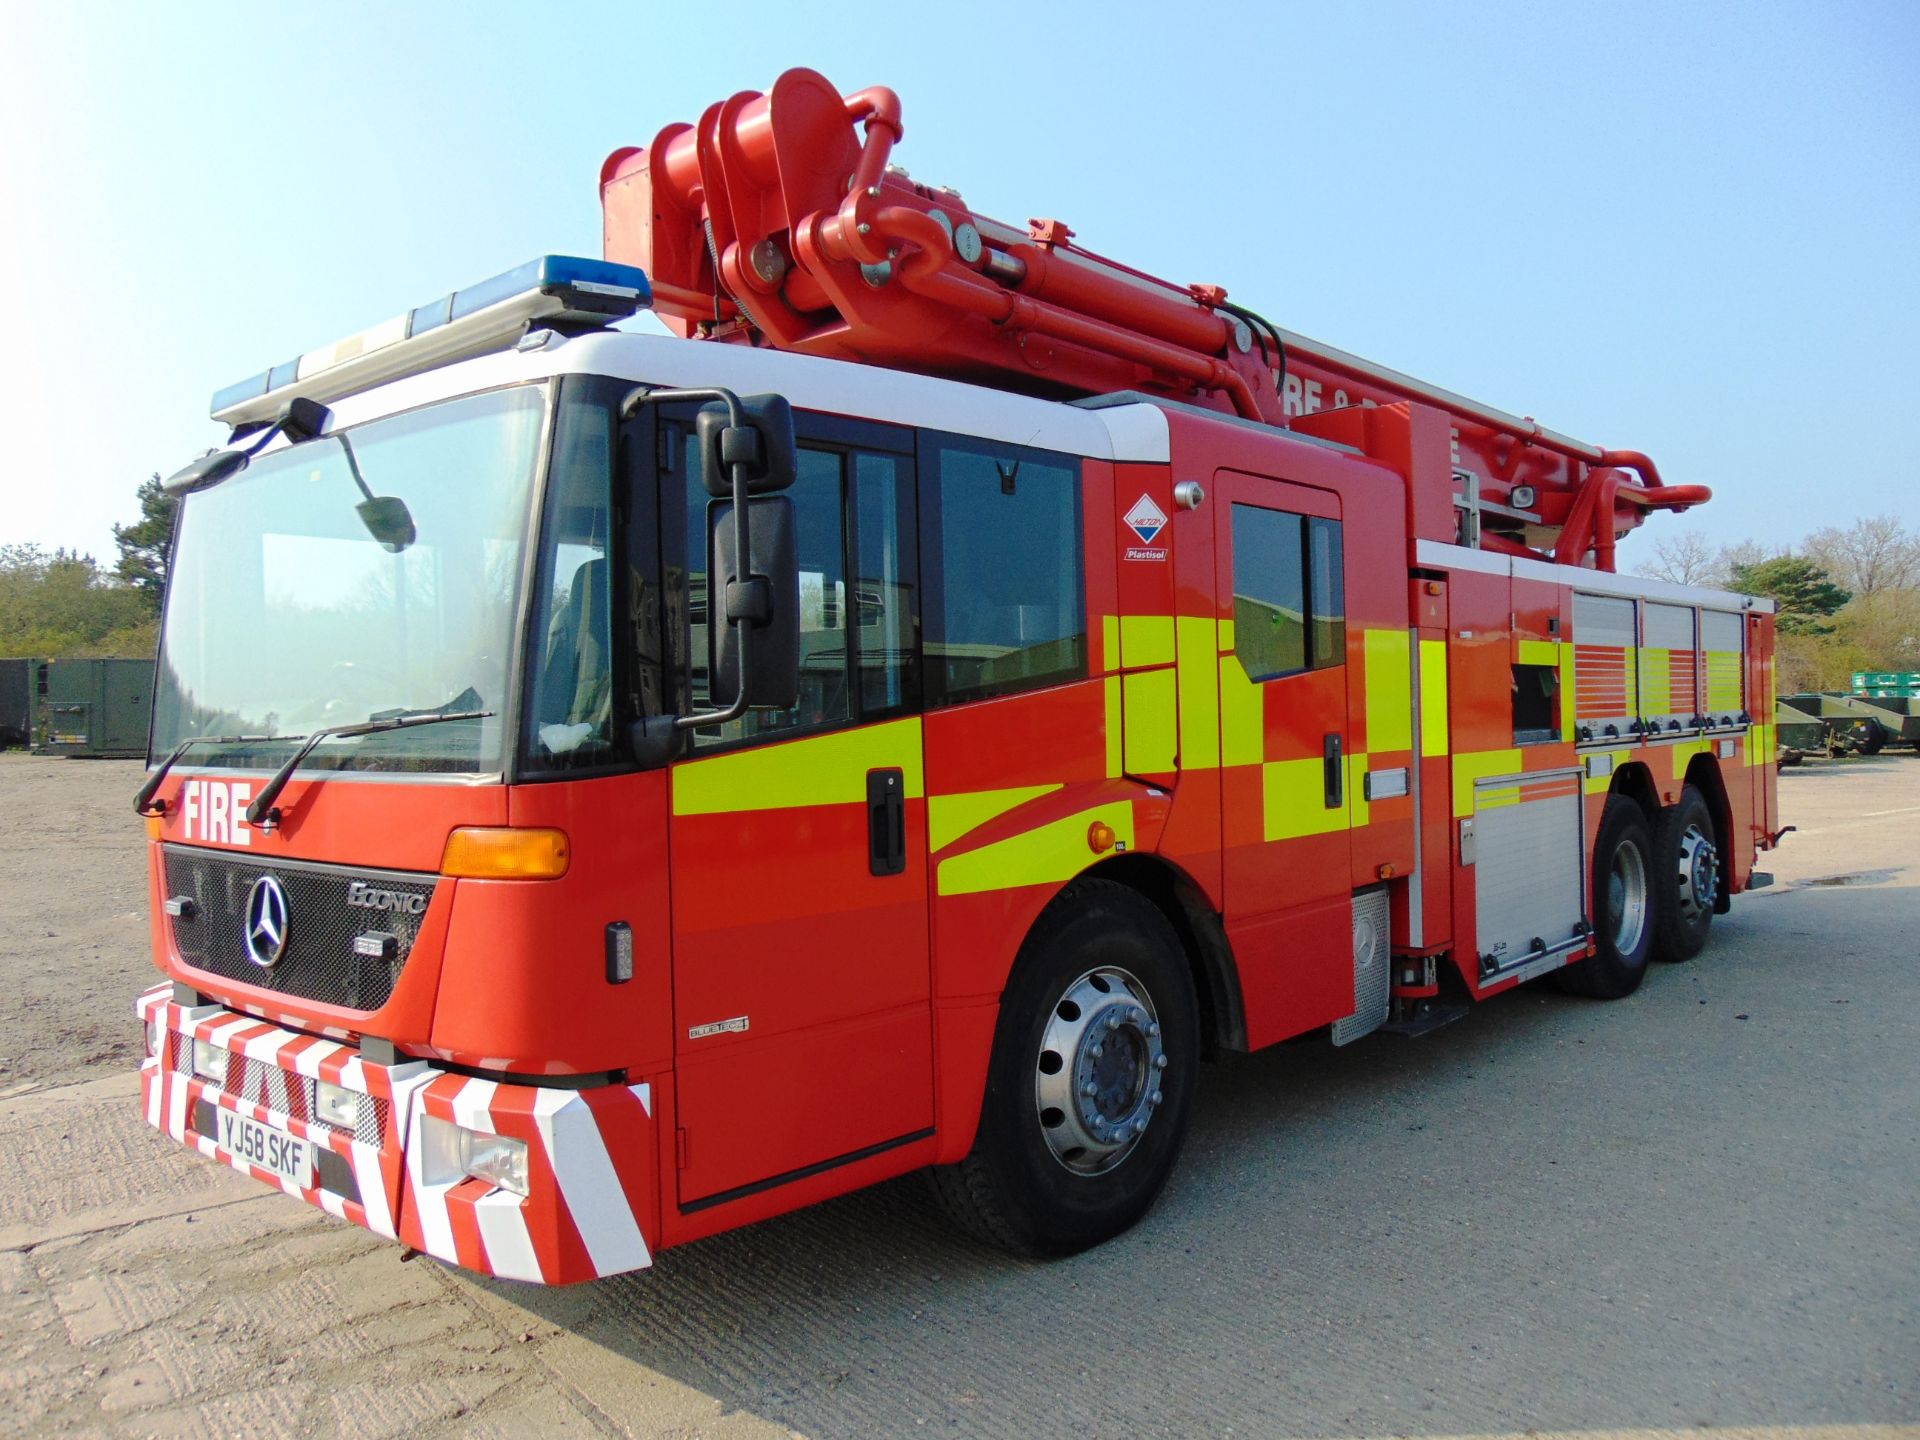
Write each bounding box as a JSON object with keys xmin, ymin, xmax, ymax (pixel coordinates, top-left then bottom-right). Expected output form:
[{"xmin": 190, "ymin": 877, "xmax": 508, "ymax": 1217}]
[
  {"xmin": 245, "ymin": 708, "xmax": 492, "ymax": 830},
  {"xmin": 134, "ymin": 733, "xmax": 300, "ymax": 816}
]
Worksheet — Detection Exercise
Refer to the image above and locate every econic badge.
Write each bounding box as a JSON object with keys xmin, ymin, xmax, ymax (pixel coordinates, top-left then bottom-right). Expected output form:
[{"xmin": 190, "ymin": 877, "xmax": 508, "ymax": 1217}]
[{"xmin": 1124, "ymin": 492, "xmax": 1169, "ymax": 562}]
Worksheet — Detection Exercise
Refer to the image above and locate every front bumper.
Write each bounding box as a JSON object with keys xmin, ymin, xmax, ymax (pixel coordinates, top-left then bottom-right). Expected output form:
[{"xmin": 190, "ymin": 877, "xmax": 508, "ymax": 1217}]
[{"xmin": 134, "ymin": 985, "xmax": 656, "ymax": 1284}]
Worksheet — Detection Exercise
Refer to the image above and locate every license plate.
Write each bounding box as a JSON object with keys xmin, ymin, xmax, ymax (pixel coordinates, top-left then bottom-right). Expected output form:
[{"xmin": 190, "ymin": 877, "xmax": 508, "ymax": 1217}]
[{"xmin": 217, "ymin": 1109, "xmax": 313, "ymax": 1188}]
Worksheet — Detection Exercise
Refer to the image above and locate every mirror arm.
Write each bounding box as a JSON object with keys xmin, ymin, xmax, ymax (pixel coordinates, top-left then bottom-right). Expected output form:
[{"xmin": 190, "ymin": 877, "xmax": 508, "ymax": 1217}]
[
  {"xmin": 676, "ymin": 413, "xmax": 756, "ymax": 730},
  {"xmin": 618, "ymin": 385, "xmax": 759, "ymax": 733}
]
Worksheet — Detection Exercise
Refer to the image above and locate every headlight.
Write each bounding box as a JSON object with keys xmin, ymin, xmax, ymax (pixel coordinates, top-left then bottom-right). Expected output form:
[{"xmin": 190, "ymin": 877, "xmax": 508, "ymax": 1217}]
[
  {"xmin": 193, "ymin": 1039, "xmax": 225, "ymax": 1079},
  {"xmin": 146, "ymin": 1017, "xmax": 164, "ymax": 1059},
  {"xmin": 420, "ymin": 1115, "xmax": 529, "ymax": 1196},
  {"xmin": 315, "ymin": 1080, "xmax": 359, "ymax": 1130},
  {"xmin": 460, "ymin": 1131, "xmax": 529, "ymax": 1196}
]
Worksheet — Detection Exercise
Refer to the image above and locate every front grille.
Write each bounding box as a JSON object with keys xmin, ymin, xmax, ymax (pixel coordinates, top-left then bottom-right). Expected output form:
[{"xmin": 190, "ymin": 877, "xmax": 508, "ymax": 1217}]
[{"xmin": 162, "ymin": 846, "xmax": 437, "ymax": 1012}]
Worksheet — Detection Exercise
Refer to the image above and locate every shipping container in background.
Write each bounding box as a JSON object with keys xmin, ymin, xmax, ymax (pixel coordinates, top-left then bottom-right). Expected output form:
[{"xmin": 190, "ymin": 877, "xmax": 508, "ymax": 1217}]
[
  {"xmin": 0, "ymin": 659, "xmax": 35, "ymax": 748},
  {"xmin": 43, "ymin": 658, "xmax": 154, "ymax": 758}
]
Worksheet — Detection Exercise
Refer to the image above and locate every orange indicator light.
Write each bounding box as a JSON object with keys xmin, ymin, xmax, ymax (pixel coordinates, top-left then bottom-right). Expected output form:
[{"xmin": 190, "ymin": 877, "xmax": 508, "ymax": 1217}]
[{"xmin": 441, "ymin": 827, "xmax": 571, "ymax": 879}]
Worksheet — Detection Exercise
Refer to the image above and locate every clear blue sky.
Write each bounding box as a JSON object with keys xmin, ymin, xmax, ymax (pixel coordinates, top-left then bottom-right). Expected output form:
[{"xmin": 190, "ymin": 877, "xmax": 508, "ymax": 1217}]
[{"xmin": 3, "ymin": 1, "xmax": 1914, "ymax": 566}]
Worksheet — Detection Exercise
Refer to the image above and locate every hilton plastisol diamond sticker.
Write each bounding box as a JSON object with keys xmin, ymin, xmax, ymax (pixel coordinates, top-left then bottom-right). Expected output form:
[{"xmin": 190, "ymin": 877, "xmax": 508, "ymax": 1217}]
[{"xmin": 1124, "ymin": 493, "xmax": 1168, "ymax": 544}]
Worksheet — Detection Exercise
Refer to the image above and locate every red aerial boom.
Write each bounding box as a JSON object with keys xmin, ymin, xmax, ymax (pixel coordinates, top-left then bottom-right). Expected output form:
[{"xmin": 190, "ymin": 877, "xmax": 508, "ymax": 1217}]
[{"xmin": 601, "ymin": 67, "xmax": 1708, "ymax": 572}]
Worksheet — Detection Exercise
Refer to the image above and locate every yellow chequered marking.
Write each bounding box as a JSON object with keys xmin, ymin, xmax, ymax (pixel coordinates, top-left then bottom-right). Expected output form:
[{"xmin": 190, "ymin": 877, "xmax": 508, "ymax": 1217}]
[
  {"xmin": 1346, "ymin": 751, "xmax": 1370, "ymax": 828},
  {"xmin": 1102, "ymin": 615, "xmax": 1120, "ymax": 674},
  {"xmin": 1364, "ymin": 629, "xmax": 1412, "ymax": 754},
  {"xmin": 1670, "ymin": 737, "xmax": 1711, "ymax": 780},
  {"xmin": 1262, "ymin": 756, "xmax": 1354, "ymax": 840},
  {"xmin": 1558, "ymin": 642, "xmax": 1578, "ymax": 741},
  {"xmin": 1122, "ymin": 669, "xmax": 1177, "ymax": 773},
  {"xmin": 936, "ymin": 801, "xmax": 1135, "ymax": 897},
  {"xmin": 1104, "ymin": 675, "xmax": 1123, "ymax": 778},
  {"xmin": 1176, "ymin": 616, "xmax": 1220, "ymax": 769},
  {"xmin": 1219, "ymin": 652, "xmax": 1263, "ymax": 768},
  {"xmin": 1639, "ymin": 647, "xmax": 1671, "ymax": 717},
  {"xmin": 673, "ymin": 718, "xmax": 923, "ymax": 816},
  {"xmin": 928, "ymin": 783, "xmax": 1064, "ymax": 854},
  {"xmin": 1705, "ymin": 651, "xmax": 1742, "ymax": 711},
  {"xmin": 1517, "ymin": 639, "xmax": 1561, "ymax": 668},
  {"xmin": 1420, "ymin": 638, "xmax": 1449, "ymax": 757},
  {"xmin": 1452, "ymin": 747, "xmax": 1524, "ymax": 818},
  {"xmin": 1584, "ymin": 750, "xmax": 1629, "ymax": 793},
  {"xmin": 1120, "ymin": 615, "xmax": 1176, "ymax": 669}
]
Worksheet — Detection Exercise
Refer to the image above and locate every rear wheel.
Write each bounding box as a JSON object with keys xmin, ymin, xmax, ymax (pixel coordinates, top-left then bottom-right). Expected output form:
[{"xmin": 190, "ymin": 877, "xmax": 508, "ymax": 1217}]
[
  {"xmin": 1555, "ymin": 795, "xmax": 1654, "ymax": 999},
  {"xmin": 1652, "ymin": 784, "xmax": 1718, "ymax": 962},
  {"xmin": 928, "ymin": 879, "xmax": 1198, "ymax": 1257}
]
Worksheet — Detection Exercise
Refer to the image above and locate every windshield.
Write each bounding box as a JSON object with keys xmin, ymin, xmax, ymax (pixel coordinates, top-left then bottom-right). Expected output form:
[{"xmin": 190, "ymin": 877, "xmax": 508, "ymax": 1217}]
[{"xmin": 152, "ymin": 385, "xmax": 548, "ymax": 774}]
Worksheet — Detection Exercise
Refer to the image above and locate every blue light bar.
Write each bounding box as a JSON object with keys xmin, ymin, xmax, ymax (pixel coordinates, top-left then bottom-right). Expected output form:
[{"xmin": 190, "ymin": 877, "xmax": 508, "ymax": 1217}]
[{"xmin": 210, "ymin": 256, "xmax": 652, "ymax": 425}]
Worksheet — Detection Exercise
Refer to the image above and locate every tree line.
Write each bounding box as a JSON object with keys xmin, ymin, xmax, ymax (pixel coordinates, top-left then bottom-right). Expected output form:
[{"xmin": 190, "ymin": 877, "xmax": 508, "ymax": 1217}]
[
  {"xmin": 0, "ymin": 477, "xmax": 176, "ymax": 659},
  {"xmin": 1633, "ymin": 515, "xmax": 1920, "ymax": 693}
]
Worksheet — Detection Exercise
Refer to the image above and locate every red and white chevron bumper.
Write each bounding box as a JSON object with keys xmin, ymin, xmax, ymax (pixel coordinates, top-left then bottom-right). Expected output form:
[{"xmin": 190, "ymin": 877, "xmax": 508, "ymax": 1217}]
[{"xmin": 135, "ymin": 985, "xmax": 656, "ymax": 1284}]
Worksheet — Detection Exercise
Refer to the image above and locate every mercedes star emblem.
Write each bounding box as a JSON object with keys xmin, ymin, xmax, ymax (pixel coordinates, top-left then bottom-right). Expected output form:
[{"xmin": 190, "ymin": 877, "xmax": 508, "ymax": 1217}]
[{"xmin": 244, "ymin": 874, "xmax": 291, "ymax": 968}]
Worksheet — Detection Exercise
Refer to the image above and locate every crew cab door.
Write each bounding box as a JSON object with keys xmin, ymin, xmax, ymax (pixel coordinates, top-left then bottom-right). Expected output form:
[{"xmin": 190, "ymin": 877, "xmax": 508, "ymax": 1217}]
[
  {"xmin": 664, "ymin": 421, "xmax": 933, "ymax": 1210},
  {"xmin": 1212, "ymin": 470, "xmax": 1358, "ymax": 1047}
]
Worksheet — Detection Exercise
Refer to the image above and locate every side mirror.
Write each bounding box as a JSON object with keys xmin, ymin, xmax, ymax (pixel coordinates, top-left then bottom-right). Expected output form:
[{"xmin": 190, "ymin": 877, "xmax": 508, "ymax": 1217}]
[
  {"xmin": 355, "ymin": 495, "xmax": 417, "ymax": 553},
  {"xmin": 695, "ymin": 394, "xmax": 797, "ymax": 498},
  {"xmin": 163, "ymin": 448, "xmax": 248, "ymax": 496},
  {"xmin": 710, "ymin": 495, "xmax": 799, "ymax": 710}
]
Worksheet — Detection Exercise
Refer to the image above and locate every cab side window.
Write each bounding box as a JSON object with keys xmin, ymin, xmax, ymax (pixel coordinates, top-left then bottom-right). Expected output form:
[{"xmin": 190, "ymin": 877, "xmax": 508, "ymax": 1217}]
[
  {"xmin": 684, "ymin": 432, "xmax": 918, "ymax": 748},
  {"xmin": 1231, "ymin": 504, "xmax": 1344, "ymax": 681},
  {"xmin": 922, "ymin": 437, "xmax": 1085, "ymax": 706}
]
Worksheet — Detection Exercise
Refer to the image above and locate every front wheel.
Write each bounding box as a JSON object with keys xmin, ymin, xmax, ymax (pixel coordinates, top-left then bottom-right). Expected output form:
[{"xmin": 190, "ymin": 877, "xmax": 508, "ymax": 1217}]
[
  {"xmin": 928, "ymin": 878, "xmax": 1199, "ymax": 1257},
  {"xmin": 1554, "ymin": 795, "xmax": 1654, "ymax": 999}
]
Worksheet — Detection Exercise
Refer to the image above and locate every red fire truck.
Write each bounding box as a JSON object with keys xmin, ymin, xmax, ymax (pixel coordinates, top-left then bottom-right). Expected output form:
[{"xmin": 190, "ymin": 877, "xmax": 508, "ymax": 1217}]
[{"xmin": 134, "ymin": 69, "xmax": 1781, "ymax": 1282}]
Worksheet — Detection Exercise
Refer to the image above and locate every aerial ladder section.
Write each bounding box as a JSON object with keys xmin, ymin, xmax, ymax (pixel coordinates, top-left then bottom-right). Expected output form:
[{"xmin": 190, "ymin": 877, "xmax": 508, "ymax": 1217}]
[{"xmin": 601, "ymin": 67, "xmax": 1709, "ymax": 572}]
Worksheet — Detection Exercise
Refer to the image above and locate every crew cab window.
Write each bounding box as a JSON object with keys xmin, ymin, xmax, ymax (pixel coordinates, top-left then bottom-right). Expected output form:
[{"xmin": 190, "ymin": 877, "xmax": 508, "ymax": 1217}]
[
  {"xmin": 1231, "ymin": 504, "xmax": 1344, "ymax": 681},
  {"xmin": 685, "ymin": 434, "xmax": 918, "ymax": 748},
  {"xmin": 922, "ymin": 437, "xmax": 1085, "ymax": 706}
]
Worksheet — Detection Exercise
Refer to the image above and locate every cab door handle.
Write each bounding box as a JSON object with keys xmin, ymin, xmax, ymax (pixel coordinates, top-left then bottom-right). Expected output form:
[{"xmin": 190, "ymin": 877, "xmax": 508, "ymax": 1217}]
[
  {"xmin": 867, "ymin": 768, "xmax": 906, "ymax": 876},
  {"xmin": 1323, "ymin": 734, "xmax": 1343, "ymax": 809}
]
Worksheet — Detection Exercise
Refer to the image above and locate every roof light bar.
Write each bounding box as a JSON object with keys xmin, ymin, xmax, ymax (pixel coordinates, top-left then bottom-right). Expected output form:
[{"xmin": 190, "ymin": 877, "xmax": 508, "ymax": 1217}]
[{"xmin": 210, "ymin": 256, "xmax": 652, "ymax": 426}]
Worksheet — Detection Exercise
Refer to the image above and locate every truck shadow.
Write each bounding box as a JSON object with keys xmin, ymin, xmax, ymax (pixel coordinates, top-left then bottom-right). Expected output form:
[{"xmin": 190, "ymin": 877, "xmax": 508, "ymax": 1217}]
[{"xmin": 473, "ymin": 886, "xmax": 1916, "ymax": 1438}]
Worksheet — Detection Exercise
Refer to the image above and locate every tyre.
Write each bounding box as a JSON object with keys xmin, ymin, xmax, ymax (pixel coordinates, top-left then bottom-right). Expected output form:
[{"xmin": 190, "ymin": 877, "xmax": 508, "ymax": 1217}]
[
  {"xmin": 1850, "ymin": 719, "xmax": 1887, "ymax": 755},
  {"xmin": 1554, "ymin": 795, "xmax": 1654, "ymax": 999},
  {"xmin": 1651, "ymin": 784, "xmax": 1719, "ymax": 962},
  {"xmin": 928, "ymin": 878, "xmax": 1199, "ymax": 1257}
]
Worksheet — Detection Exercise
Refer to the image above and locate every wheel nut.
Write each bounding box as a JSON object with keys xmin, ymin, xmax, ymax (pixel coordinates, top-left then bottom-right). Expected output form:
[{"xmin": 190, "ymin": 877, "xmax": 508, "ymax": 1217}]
[
  {"xmin": 1106, "ymin": 1013, "xmax": 1122, "ymax": 1030},
  {"xmin": 1147, "ymin": 1023, "xmax": 1161, "ymax": 1038},
  {"xmin": 1082, "ymin": 1082, "xmax": 1097, "ymax": 1097},
  {"xmin": 1090, "ymin": 1044, "xmax": 1103, "ymax": 1059},
  {"xmin": 1154, "ymin": 1054, "xmax": 1168, "ymax": 1069},
  {"xmin": 1151, "ymin": 1090, "xmax": 1162, "ymax": 1105},
  {"xmin": 1132, "ymin": 1119, "xmax": 1147, "ymax": 1135}
]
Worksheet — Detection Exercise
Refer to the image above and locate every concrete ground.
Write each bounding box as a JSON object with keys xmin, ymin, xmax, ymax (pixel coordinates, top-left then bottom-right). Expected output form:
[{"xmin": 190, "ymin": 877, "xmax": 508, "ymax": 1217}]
[{"xmin": 0, "ymin": 749, "xmax": 1914, "ymax": 1439}]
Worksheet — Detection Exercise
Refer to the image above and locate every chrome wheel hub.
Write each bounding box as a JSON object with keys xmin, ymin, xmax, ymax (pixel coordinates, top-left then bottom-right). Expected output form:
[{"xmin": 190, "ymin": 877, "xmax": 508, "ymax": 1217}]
[
  {"xmin": 1608, "ymin": 839, "xmax": 1649, "ymax": 956},
  {"xmin": 1674, "ymin": 823, "xmax": 1718, "ymax": 924},
  {"xmin": 1033, "ymin": 966, "xmax": 1166, "ymax": 1176}
]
